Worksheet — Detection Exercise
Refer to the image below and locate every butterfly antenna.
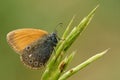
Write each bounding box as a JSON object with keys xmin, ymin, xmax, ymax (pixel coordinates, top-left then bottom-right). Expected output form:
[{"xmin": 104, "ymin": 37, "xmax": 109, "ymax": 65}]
[{"xmin": 54, "ymin": 23, "xmax": 63, "ymax": 34}]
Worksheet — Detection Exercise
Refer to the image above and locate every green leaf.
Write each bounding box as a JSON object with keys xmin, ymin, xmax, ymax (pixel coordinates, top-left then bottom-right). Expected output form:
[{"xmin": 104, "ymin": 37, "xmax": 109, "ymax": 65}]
[{"xmin": 58, "ymin": 49, "xmax": 109, "ymax": 80}]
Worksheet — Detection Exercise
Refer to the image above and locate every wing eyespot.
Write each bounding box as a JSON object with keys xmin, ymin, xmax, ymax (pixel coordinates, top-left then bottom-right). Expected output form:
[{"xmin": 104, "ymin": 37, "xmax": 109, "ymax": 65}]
[
  {"xmin": 25, "ymin": 45, "xmax": 31, "ymax": 51},
  {"xmin": 28, "ymin": 59, "xmax": 33, "ymax": 64}
]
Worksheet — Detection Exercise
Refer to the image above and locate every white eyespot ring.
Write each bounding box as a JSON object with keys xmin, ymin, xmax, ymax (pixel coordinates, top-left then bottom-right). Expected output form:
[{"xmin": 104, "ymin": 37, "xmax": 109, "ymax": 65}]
[{"xmin": 25, "ymin": 45, "xmax": 31, "ymax": 51}]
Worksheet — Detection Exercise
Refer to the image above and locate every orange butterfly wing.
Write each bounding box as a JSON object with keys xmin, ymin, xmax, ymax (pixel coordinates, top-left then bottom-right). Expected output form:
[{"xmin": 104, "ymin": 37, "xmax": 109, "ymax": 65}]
[{"xmin": 7, "ymin": 28, "xmax": 48, "ymax": 54}]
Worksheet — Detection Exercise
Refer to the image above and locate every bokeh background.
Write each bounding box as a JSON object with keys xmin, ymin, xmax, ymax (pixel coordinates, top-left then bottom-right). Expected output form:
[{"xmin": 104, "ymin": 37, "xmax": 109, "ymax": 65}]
[{"xmin": 0, "ymin": 0, "xmax": 119, "ymax": 80}]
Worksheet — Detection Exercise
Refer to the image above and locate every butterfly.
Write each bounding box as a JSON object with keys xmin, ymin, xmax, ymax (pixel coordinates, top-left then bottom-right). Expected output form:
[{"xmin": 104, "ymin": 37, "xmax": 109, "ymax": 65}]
[{"xmin": 7, "ymin": 28, "xmax": 58, "ymax": 69}]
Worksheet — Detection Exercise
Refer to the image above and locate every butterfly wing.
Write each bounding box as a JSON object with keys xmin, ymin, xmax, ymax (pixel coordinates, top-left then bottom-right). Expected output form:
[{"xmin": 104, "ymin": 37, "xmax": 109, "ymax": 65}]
[{"xmin": 7, "ymin": 28, "xmax": 48, "ymax": 54}]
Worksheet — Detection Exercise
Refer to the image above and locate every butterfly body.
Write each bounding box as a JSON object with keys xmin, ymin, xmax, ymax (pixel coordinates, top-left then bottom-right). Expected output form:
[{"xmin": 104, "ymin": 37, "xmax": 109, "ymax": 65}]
[{"xmin": 7, "ymin": 28, "xmax": 58, "ymax": 69}]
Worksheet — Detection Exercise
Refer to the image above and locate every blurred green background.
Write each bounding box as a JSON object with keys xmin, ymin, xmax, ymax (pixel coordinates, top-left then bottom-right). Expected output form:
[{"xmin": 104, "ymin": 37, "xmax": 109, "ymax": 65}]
[{"xmin": 0, "ymin": 0, "xmax": 119, "ymax": 80}]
